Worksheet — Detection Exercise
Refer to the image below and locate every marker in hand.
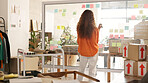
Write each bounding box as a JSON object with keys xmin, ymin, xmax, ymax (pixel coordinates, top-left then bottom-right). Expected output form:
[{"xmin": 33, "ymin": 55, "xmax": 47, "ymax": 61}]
[{"xmin": 98, "ymin": 24, "xmax": 103, "ymax": 29}]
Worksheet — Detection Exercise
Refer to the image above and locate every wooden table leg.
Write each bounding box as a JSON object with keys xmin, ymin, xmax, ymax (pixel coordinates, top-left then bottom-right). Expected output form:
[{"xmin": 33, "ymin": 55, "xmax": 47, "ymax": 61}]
[
  {"xmin": 57, "ymin": 55, "xmax": 61, "ymax": 72},
  {"xmin": 107, "ymin": 54, "xmax": 111, "ymax": 82},
  {"xmin": 65, "ymin": 54, "xmax": 67, "ymax": 77},
  {"xmin": 74, "ymin": 71, "xmax": 76, "ymax": 80}
]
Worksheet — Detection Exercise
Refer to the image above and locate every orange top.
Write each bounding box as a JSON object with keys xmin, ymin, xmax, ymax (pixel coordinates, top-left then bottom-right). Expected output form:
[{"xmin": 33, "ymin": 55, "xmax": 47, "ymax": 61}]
[{"xmin": 77, "ymin": 28, "xmax": 99, "ymax": 57}]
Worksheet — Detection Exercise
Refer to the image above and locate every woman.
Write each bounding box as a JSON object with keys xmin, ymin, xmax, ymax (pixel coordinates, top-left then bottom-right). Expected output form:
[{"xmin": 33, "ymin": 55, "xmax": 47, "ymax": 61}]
[{"xmin": 77, "ymin": 10, "xmax": 101, "ymax": 81}]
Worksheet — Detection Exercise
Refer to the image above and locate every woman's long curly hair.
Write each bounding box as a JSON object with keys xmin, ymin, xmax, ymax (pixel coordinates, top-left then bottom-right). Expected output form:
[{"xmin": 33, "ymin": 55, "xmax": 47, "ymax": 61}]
[{"xmin": 77, "ymin": 10, "xmax": 96, "ymax": 39}]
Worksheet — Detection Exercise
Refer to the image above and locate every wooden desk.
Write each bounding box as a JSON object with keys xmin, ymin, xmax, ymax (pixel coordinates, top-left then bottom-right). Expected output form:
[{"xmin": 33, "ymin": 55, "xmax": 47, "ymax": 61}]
[
  {"xmin": 99, "ymin": 51, "xmax": 123, "ymax": 82},
  {"xmin": 111, "ymin": 71, "xmax": 142, "ymax": 83}
]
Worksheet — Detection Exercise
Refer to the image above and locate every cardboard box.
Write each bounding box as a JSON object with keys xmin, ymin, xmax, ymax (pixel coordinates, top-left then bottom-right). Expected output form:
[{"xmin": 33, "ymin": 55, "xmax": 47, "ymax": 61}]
[
  {"xmin": 5, "ymin": 57, "xmax": 39, "ymax": 74},
  {"xmin": 124, "ymin": 60, "xmax": 148, "ymax": 77},
  {"xmin": 124, "ymin": 60, "xmax": 138, "ymax": 76},
  {"xmin": 137, "ymin": 61, "xmax": 148, "ymax": 77},
  {"xmin": 109, "ymin": 39, "xmax": 122, "ymax": 53},
  {"xmin": 127, "ymin": 44, "xmax": 147, "ymax": 61},
  {"xmin": 109, "ymin": 39, "xmax": 140, "ymax": 53},
  {"xmin": 141, "ymin": 39, "xmax": 148, "ymax": 45},
  {"xmin": 134, "ymin": 21, "xmax": 148, "ymax": 39}
]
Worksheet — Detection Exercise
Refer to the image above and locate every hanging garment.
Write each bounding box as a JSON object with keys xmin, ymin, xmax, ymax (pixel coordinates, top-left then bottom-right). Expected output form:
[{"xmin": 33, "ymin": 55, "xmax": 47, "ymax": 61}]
[
  {"xmin": 3, "ymin": 38, "xmax": 8, "ymax": 63},
  {"xmin": 0, "ymin": 38, "xmax": 4, "ymax": 68},
  {"xmin": 0, "ymin": 33, "xmax": 3, "ymax": 42},
  {"xmin": 0, "ymin": 30, "xmax": 11, "ymax": 63}
]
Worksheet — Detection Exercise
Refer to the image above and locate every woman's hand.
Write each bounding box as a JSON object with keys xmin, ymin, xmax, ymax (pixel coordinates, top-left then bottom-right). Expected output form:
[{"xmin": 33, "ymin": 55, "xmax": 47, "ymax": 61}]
[{"xmin": 98, "ymin": 24, "xmax": 102, "ymax": 29}]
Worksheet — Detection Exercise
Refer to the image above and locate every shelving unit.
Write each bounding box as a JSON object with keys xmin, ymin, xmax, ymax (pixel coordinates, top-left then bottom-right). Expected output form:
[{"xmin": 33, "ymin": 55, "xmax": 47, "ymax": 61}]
[{"xmin": 17, "ymin": 48, "xmax": 65, "ymax": 76}]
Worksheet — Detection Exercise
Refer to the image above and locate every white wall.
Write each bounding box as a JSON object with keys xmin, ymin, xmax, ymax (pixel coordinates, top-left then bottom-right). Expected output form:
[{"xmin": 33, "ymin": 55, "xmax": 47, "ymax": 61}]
[
  {"xmin": 8, "ymin": 0, "xmax": 29, "ymax": 56},
  {"xmin": 30, "ymin": 0, "xmax": 42, "ymax": 30},
  {"xmin": 0, "ymin": 0, "xmax": 8, "ymax": 30}
]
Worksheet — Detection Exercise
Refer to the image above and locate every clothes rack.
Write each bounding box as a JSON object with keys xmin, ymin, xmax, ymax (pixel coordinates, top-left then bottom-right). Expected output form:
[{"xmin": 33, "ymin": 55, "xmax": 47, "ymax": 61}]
[
  {"xmin": 0, "ymin": 17, "xmax": 10, "ymax": 74},
  {"xmin": 0, "ymin": 17, "xmax": 6, "ymax": 32}
]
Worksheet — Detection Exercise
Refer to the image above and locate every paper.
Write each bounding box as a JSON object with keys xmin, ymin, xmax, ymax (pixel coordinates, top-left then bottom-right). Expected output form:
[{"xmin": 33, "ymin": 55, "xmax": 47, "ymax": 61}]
[
  {"xmin": 144, "ymin": 4, "xmax": 148, "ymax": 8},
  {"xmin": 50, "ymin": 46, "xmax": 54, "ymax": 50},
  {"xmin": 53, "ymin": 46, "xmax": 58, "ymax": 49},
  {"xmin": 139, "ymin": 4, "xmax": 144, "ymax": 8},
  {"xmin": 115, "ymin": 35, "xmax": 119, "ymax": 39},
  {"xmin": 117, "ymin": 43, "xmax": 121, "ymax": 47},
  {"xmin": 58, "ymin": 46, "xmax": 62, "ymax": 48},
  {"xmin": 115, "ymin": 29, "xmax": 118, "ymax": 33},
  {"xmin": 62, "ymin": 13, "xmax": 65, "ymax": 16},
  {"xmin": 109, "ymin": 34, "xmax": 113, "ymax": 38},
  {"xmin": 96, "ymin": 4, "xmax": 100, "ymax": 8},
  {"xmin": 57, "ymin": 26, "xmax": 60, "ymax": 29},
  {"xmin": 73, "ymin": 12, "xmax": 76, "ymax": 15},
  {"xmin": 63, "ymin": 9, "xmax": 66, "ymax": 12},
  {"xmin": 134, "ymin": 4, "xmax": 138, "ymax": 8},
  {"xmin": 82, "ymin": 4, "xmax": 85, "ymax": 8},
  {"xmin": 119, "ymin": 29, "xmax": 124, "ymax": 33},
  {"xmin": 125, "ymin": 26, "xmax": 129, "ymax": 30},
  {"xmin": 120, "ymin": 35, "xmax": 124, "ymax": 39},
  {"xmin": 50, "ymin": 41, "xmax": 54, "ymax": 44},
  {"xmin": 86, "ymin": 4, "xmax": 90, "ymax": 8},
  {"xmin": 139, "ymin": 10, "xmax": 143, "ymax": 14},
  {"xmin": 57, "ymin": 41, "xmax": 61, "ymax": 44},
  {"xmin": 99, "ymin": 44, "xmax": 103, "ymax": 48},
  {"xmin": 54, "ymin": 9, "xmax": 58, "ymax": 13},
  {"xmin": 112, "ymin": 43, "xmax": 116, "ymax": 47},
  {"xmin": 61, "ymin": 26, "xmax": 65, "ymax": 29},
  {"xmin": 32, "ymin": 20, "xmax": 38, "ymax": 31},
  {"xmin": 90, "ymin": 4, "xmax": 94, "ymax": 8},
  {"xmin": 10, "ymin": 13, "xmax": 19, "ymax": 28},
  {"xmin": 109, "ymin": 29, "xmax": 113, "ymax": 33},
  {"xmin": 50, "ymin": 46, "xmax": 58, "ymax": 50},
  {"xmin": 131, "ymin": 15, "xmax": 136, "ymax": 20},
  {"xmin": 142, "ymin": 15, "xmax": 147, "ymax": 19},
  {"xmin": 59, "ymin": 9, "xmax": 62, "ymax": 12},
  {"xmin": 137, "ymin": 15, "xmax": 141, "ymax": 20}
]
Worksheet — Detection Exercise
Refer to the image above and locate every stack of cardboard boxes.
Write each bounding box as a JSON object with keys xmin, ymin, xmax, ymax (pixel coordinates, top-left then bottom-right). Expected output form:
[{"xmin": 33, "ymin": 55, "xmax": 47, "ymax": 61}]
[
  {"xmin": 124, "ymin": 21, "xmax": 148, "ymax": 77},
  {"xmin": 124, "ymin": 44, "xmax": 148, "ymax": 77}
]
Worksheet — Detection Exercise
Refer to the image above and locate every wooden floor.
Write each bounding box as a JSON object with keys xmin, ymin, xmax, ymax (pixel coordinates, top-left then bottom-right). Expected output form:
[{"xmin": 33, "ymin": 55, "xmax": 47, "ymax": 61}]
[
  {"xmin": 44, "ymin": 56, "xmax": 141, "ymax": 83},
  {"xmin": 67, "ymin": 56, "xmax": 141, "ymax": 83}
]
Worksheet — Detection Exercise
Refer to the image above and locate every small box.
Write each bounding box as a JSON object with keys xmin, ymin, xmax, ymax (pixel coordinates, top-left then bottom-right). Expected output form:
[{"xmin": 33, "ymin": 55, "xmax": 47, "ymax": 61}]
[
  {"xmin": 109, "ymin": 39, "xmax": 121, "ymax": 53},
  {"xmin": 109, "ymin": 39, "xmax": 140, "ymax": 54},
  {"xmin": 127, "ymin": 44, "xmax": 147, "ymax": 61},
  {"xmin": 137, "ymin": 61, "xmax": 148, "ymax": 77},
  {"xmin": 124, "ymin": 60, "xmax": 138, "ymax": 76}
]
